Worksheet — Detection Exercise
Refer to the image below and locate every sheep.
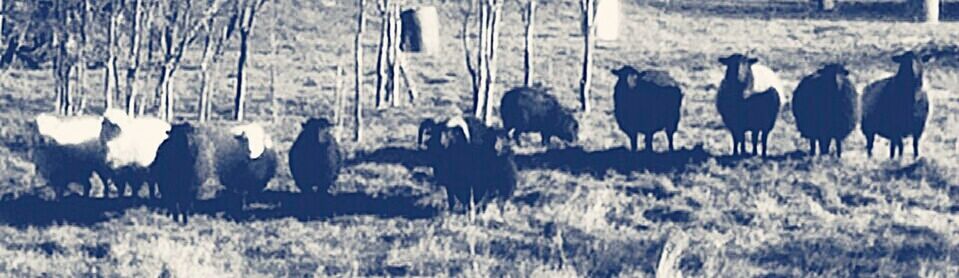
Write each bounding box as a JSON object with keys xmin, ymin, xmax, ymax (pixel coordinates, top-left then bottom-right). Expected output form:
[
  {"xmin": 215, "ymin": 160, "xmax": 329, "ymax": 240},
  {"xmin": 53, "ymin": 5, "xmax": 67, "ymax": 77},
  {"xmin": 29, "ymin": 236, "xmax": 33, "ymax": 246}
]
[
  {"xmin": 427, "ymin": 119, "xmax": 517, "ymax": 211},
  {"xmin": 500, "ymin": 86, "xmax": 579, "ymax": 147},
  {"xmin": 221, "ymin": 123, "xmax": 278, "ymax": 202},
  {"xmin": 98, "ymin": 109, "xmax": 171, "ymax": 198},
  {"xmin": 152, "ymin": 122, "xmax": 277, "ymax": 223},
  {"xmin": 716, "ymin": 53, "xmax": 784, "ymax": 157},
  {"xmin": 289, "ymin": 118, "xmax": 342, "ymax": 195},
  {"xmin": 861, "ymin": 51, "xmax": 932, "ymax": 158},
  {"xmin": 611, "ymin": 66, "xmax": 684, "ymax": 152},
  {"xmin": 791, "ymin": 63, "xmax": 860, "ymax": 157},
  {"xmin": 417, "ymin": 115, "xmax": 497, "ymax": 154},
  {"xmin": 32, "ymin": 113, "xmax": 107, "ymax": 198}
]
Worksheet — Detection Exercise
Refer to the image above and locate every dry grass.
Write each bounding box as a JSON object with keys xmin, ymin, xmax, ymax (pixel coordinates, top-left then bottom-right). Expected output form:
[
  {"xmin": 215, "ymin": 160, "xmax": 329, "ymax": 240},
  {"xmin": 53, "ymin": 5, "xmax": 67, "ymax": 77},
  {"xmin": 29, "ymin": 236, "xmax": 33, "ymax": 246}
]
[{"xmin": 1, "ymin": 0, "xmax": 959, "ymax": 276}]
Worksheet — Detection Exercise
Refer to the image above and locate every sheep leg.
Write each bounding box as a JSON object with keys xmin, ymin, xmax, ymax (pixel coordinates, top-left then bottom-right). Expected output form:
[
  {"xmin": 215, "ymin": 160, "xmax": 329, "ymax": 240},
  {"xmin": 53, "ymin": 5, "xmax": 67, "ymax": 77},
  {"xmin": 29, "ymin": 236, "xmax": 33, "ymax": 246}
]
[
  {"xmin": 541, "ymin": 133, "xmax": 551, "ymax": 146},
  {"xmin": 751, "ymin": 131, "xmax": 759, "ymax": 157},
  {"xmin": 818, "ymin": 138, "xmax": 830, "ymax": 156},
  {"xmin": 835, "ymin": 139, "xmax": 843, "ymax": 158},
  {"xmin": 897, "ymin": 139, "xmax": 904, "ymax": 158},
  {"xmin": 644, "ymin": 134, "xmax": 654, "ymax": 153},
  {"xmin": 629, "ymin": 133, "xmax": 638, "ymax": 152},
  {"xmin": 808, "ymin": 139, "xmax": 817, "ymax": 156},
  {"xmin": 761, "ymin": 131, "xmax": 770, "ymax": 157},
  {"xmin": 912, "ymin": 135, "xmax": 921, "ymax": 158},
  {"xmin": 865, "ymin": 133, "xmax": 875, "ymax": 157},
  {"xmin": 666, "ymin": 131, "xmax": 675, "ymax": 152}
]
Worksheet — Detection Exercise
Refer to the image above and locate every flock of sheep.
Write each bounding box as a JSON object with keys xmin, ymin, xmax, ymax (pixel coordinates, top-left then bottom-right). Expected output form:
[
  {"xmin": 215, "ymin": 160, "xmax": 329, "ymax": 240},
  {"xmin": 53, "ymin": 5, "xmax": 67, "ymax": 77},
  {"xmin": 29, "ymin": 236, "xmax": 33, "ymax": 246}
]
[{"xmin": 30, "ymin": 49, "xmax": 934, "ymax": 223}]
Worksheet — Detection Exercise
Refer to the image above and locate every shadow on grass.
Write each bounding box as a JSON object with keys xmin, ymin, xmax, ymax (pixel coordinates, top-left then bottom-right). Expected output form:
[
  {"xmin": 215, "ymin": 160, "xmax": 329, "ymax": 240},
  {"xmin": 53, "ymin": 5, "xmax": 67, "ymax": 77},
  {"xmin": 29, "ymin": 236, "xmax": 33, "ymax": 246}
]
[
  {"xmin": 648, "ymin": 0, "xmax": 959, "ymax": 22},
  {"xmin": 0, "ymin": 191, "xmax": 438, "ymax": 228},
  {"xmin": 750, "ymin": 224, "xmax": 957, "ymax": 276}
]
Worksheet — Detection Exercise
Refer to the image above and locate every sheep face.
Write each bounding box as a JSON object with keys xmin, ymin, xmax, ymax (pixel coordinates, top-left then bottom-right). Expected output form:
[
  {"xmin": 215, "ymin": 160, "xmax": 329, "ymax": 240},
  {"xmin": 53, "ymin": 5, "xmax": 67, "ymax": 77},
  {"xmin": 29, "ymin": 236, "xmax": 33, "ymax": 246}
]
[
  {"xmin": 892, "ymin": 51, "xmax": 932, "ymax": 83},
  {"xmin": 417, "ymin": 119, "xmax": 438, "ymax": 148},
  {"xmin": 556, "ymin": 114, "xmax": 579, "ymax": 143},
  {"xmin": 611, "ymin": 66, "xmax": 641, "ymax": 88},
  {"xmin": 302, "ymin": 118, "xmax": 334, "ymax": 143},
  {"xmin": 231, "ymin": 123, "xmax": 274, "ymax": 160},
  {"xmin": 719, "ymin": 54, "xmax": 759, "ymax": 86},
  {"xmin": 818, "ymin": 63, "xmax": 852, "ymax": 92}
]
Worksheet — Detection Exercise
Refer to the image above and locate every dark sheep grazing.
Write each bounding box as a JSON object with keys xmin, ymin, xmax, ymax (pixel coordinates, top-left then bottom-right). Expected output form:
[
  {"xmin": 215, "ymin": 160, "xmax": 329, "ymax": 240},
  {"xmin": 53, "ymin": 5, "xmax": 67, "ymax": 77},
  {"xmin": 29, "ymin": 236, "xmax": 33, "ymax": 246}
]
[
  {"xmin": 611, "ymin": 66, "xmax": 684, "ymax": 152},
  {"xmin": 428, "ymin": 119, "xmax": 517, "ymax": 211},
  {"xmin": 792, "ymin": 63, "xmax": 860, "ymax": 157},
  {"xmin": 861, "ymin": 51, "xmax": 932, "ymax": 158},
  {"xmin": 152, "ymin": 122, "xmax": 277, "ymax": 224},
  {"xmin": 716, "ymin": 53, "xmax": 784, "ymax": 157},
  {"xmin": 32, "ymin": 113, "xmax": 107, "ymax": 198},
  {"xmin": 500, "ymin": 86, "xmax": 579, "ymax": 146},
  {"xmin": 289, "ymin": 118, "xmax": 342, "ymax": 195}
]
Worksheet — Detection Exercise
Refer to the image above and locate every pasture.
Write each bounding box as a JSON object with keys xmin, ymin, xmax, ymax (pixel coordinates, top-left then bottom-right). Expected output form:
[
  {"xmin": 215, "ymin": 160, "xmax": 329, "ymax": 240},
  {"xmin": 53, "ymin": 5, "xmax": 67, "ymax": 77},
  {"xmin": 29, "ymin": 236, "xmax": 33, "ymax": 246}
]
[{"xmin": 1, "ymin": 0, "xmax": 959, "ymax": 276}]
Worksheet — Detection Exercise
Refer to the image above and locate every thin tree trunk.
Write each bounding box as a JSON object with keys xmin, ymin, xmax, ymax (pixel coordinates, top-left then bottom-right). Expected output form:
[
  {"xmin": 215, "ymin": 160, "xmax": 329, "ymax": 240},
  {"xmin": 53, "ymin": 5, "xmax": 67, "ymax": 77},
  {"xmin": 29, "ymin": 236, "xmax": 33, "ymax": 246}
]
[
  {"xmin": 483, "ymin": 1, "xmax": 500, "ymax": 124},
  {"xmin": 126, "ymin": 0, "xmax": 145, "ymax": 115},
  {"xmin": 333, "ymin": 64, "xmax": 344, "ymax": 141},
  {"xmin": 354, "ymin": 0, "xmax": 366, "ymax": 142},
  {"xmin": 523, "ymin": 0, "xmax": 535, "ymax": 87},
  {"xmin": 473, "ymin": 1, "xmax": 487, "ymax": 118},
  {"xmin": 579, "ymin": 0, "xmax": 596, "ymax": 113},
  {"xmin": 398, "ymin": 56, "xmax": 416, "ymax": 104},
  {"xmin": 389, "ymin": 2, "xmax": 400, "ymax": 107},
  {"xmin": 269, "ymin": 0, "xmax": 279, "ymax": 123},
  {"xmin": 374, "ymin": 0, "xmax": 389, "ymax": 109},
  {"xmin": 234, "ymin": 30, "xmax": 250, "ymax": 121}
]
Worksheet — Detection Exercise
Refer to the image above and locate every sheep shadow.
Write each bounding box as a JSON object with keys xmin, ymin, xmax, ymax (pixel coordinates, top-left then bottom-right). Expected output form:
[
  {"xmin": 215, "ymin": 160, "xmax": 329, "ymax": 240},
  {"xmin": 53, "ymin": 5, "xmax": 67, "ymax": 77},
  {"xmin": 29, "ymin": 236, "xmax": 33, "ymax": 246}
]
[
  {"xmin": 0, "ymin": 191, "xmax": 438, "ymax": 228},
  {"xmin": 349, "ymin": 146, "xmax": 431, "ymax": 168},
  {"xmin": 650, "ymin": 0, "xmax": 959, "ymax": 22}
]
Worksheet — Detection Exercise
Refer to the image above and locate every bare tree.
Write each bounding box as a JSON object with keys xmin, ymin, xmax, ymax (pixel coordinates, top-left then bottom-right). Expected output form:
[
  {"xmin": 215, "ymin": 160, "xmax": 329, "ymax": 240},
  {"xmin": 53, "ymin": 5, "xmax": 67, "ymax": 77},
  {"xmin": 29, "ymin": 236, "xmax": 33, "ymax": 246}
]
[
  {"xmin": 523, "ymin": 0, "xmax": 535, "ymax": 87},
  {"xmin": 198, "ymin": 0, "xmax": 235, "ymax": 122},
  {"xmin": 231, "ymin": 0, "xmax": 268, "ymax": 122},
  {"xmin": 388, "ymin": 1, "xmax": 400, "ymax": 107},
  {"xmin": 333, "ymin": 64, "xmax": 344, "ymax": 141},
  {"xmin": 354, "ymin": 0, "xmax": 366, "ymax": 142},
  {"xmin": 374, "ymin": 0, "xmax": 390, "ymax": 109},
  {"xmin": 462, "ymin": 0, "xmax": 501, "ymax": 124},
  {"xmin": 267, "ymin": 0, "xmax": 279, "ymax": 123},
  {"xmin": 579, "ymin": 0, "xmax": 597, "ymax": 113},
  {"xmin": 103, "ymin": 0, "xmax": 123, "ymax": 110},
  {"xmin": 51, "ymin": 0, "xmax": 77, "ymax": 115},
  {"xmin": 124, "ymin": 0, "xmax": 147, "ymax": 115},
  {"xmin": 153, "ymin": 0, "xmax": 228, "ymax": 121}
]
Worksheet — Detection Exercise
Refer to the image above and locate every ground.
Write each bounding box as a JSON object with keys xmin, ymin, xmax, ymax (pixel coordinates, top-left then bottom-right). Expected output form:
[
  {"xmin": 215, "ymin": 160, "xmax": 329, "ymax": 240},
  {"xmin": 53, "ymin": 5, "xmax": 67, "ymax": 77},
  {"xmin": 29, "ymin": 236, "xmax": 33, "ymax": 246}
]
[{"xmin": 1, "ymin": 0, "xmax": 959, "ymax": 276}]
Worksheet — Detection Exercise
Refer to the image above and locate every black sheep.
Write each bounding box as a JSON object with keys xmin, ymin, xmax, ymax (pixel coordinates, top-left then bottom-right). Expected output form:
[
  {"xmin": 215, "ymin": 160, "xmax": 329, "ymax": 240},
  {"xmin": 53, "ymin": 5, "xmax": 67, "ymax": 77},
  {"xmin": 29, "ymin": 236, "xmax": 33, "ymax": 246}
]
[
  {"xmin": 429, "ymin": 120, "xmax": 517, "ymax": 211},
  {"xmin": 152, "ymin": 122, "xmax": 277, "ymax": 223},
  {"xmin": 500, "ymin": 86, "xmax": 579, "ymax": 146},
  {"xmin": 152, "ymin": 124, "xmax": 205, "ymax": 223},
  {"xmin": 792, "ymin": 63, "xmax": 860, "ymax": 157},
  {"xmin": 289, "ymin": 118, "xmax": 342, "ymax": 195},
  {"xmin": 861, "ymin": 51, "xmax": 932, "ymax": 158},
  {"xmin": 716, "ymin": 53, "xmax": 784, "ymax": 157},
  {"xmin": 611, "ymin": 66, "xmax": 684, "ymax": 152}
]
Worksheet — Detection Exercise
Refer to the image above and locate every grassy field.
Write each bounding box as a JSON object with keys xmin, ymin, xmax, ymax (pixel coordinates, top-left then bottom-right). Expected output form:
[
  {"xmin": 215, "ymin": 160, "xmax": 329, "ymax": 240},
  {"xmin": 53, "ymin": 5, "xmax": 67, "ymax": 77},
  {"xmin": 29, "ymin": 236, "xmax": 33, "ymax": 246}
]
[{"xmin": 1, "ymin": 0, "xmax": 959, "ymax": 276}]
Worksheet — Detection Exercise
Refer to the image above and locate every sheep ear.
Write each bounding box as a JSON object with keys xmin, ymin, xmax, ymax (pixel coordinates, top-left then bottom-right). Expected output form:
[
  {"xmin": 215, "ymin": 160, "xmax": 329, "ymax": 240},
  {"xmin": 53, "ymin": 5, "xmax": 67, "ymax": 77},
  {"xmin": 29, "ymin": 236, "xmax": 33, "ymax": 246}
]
[
  {"xmin": 747, "ymin": 58, "xmax": 759, "ymax": 64},
  {"xmin": 610, "ymin": 68, "xmax": 622, "ymax": 75},
  {"xmin": 717, "ymin": 57, "xmax": 730, "ymax": 64},
  {"xmin": 891, "ymin": 54, "xmax": 904, "ymax": 63},
  {"xmin": 921, "ymin": 54, "xmax": 934, "ymax": 63}
]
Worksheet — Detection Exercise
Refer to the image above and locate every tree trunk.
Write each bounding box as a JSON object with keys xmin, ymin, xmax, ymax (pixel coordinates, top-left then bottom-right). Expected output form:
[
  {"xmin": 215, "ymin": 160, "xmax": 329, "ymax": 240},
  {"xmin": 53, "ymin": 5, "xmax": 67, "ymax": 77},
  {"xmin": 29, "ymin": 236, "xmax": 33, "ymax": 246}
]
[
  {"xmin": 333, "ymin": 64, "xmax": 344, "ymax": 141},
  {"xmin": 234, "ymin": 30, "xmax": 250, "ymax": 121},
  {"xmin": 473, "ymin": 1, "xmax": 487, "ymax": 119},
  {"xmin": 354, "ymin": 0, "xmax": 366, "ymax": 142},
  {"xmin": 579, "ymin": 0, "xmax": 596, "ymax": 113},
  {"xmin": 126, "ymin": 0, "xmax": 145, "ymax": 115},
  {"xmin": 523, "ymin": 0, "xmax": 535, "ymax": 87},
  {"xmin": 389, "ymin": 2, "xmax": 401, "ymax": 107},
  {"xmin": 921, "ymin": 0, "xmax": 939, "ymax": 23},
  {"xmin": 375, "ymin": 1, "xmax": 389, "ymax": 109},
  {"xmin": 482, "ymin": 1, "xmax": 500, "ymax": 124},
  {"xmin": 817, "ymin": 0, "xmax": 835, "ymax": 11}
]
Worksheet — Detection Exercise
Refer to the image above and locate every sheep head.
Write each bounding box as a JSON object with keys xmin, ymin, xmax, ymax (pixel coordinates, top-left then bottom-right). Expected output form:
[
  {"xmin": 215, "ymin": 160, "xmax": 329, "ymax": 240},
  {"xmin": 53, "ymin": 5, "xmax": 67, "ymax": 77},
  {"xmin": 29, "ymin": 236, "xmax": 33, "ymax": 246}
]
[{"xmin": 719, "ymin": 53, "xmax": 759, "ymax": 87}]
